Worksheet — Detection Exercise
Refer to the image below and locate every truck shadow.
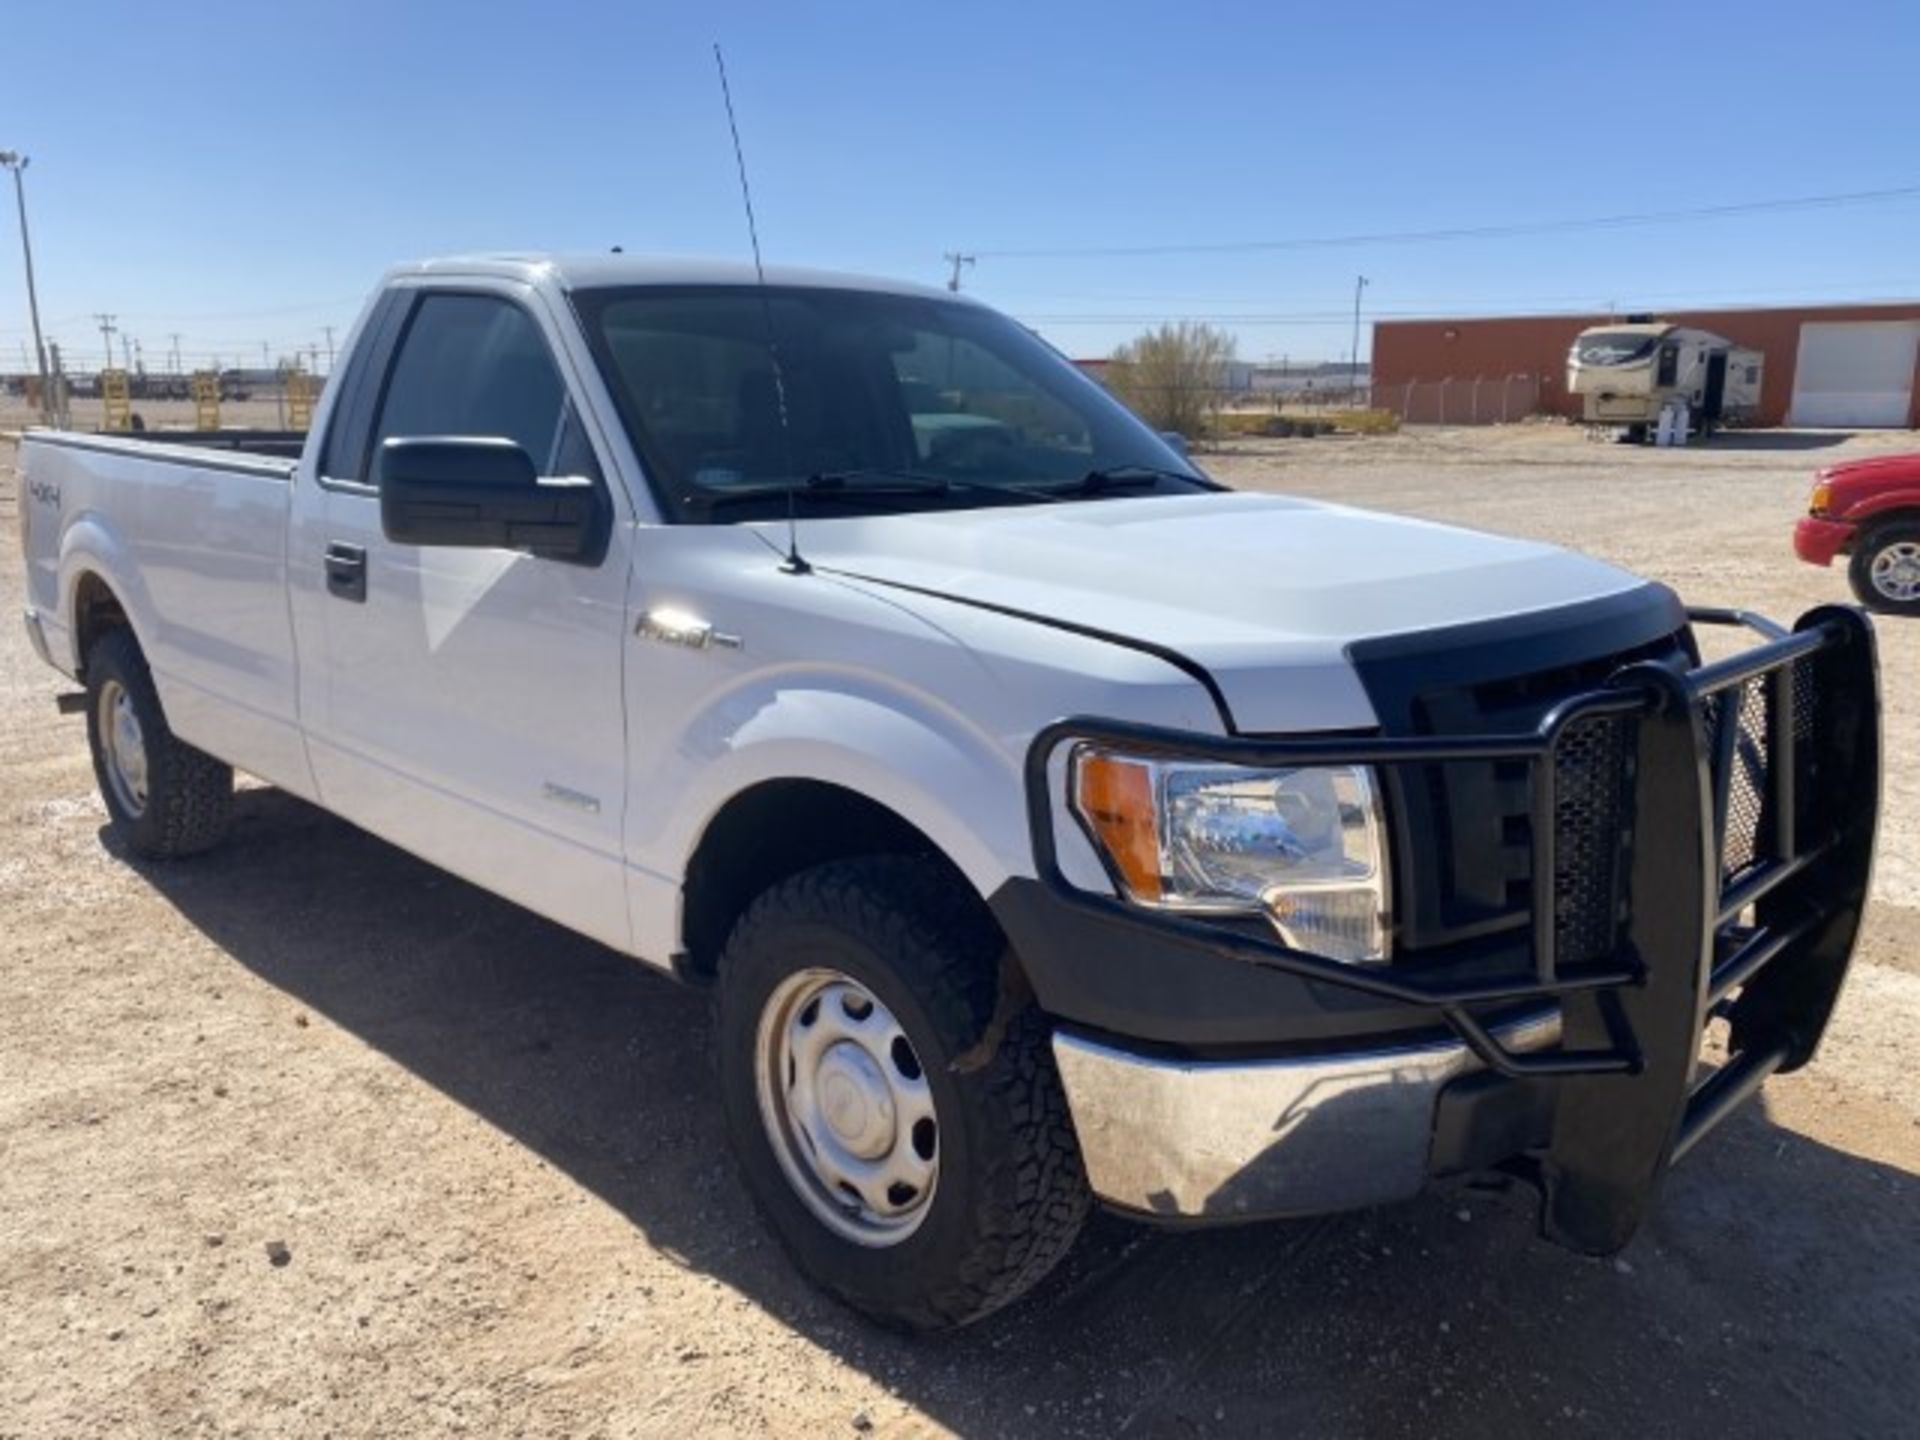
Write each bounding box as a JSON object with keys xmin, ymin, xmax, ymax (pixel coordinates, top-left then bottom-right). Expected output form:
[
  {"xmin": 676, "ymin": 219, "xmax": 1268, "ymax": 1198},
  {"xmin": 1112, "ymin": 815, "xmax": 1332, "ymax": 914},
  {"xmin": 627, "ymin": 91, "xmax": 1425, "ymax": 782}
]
[
  {"xmin": 118, "ymin": 786, "xmax": 1920, "ymax": 1437},
  {"xmin": 1700, "ymin": 430, "xmax": 1858, "ymax": 451}
]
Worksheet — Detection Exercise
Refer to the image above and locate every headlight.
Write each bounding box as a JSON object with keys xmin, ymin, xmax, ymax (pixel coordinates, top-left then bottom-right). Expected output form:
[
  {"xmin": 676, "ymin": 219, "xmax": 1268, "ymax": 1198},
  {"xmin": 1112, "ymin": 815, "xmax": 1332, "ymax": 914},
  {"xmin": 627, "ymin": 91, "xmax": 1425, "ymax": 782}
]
[{"xmin": 1070, "ymin": 748, "xmax": 1391, "ymax": 964}]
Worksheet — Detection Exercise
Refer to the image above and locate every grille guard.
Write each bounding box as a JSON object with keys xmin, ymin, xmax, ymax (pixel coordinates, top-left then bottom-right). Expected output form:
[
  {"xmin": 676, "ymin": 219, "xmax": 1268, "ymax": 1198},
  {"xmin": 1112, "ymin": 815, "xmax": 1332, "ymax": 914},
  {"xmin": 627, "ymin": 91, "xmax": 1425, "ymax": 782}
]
[{"xmin": 1023, "ymin": 604, "xmax": 1880, "ymax": 1253}]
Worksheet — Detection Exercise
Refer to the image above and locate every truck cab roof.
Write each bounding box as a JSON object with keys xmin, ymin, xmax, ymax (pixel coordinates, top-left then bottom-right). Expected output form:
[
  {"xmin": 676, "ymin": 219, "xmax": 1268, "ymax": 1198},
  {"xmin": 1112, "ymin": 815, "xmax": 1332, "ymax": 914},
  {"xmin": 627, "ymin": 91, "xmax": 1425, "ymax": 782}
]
[{"xmin": 385, "ymin": 251, "xmax": 970, "ymax": 303}]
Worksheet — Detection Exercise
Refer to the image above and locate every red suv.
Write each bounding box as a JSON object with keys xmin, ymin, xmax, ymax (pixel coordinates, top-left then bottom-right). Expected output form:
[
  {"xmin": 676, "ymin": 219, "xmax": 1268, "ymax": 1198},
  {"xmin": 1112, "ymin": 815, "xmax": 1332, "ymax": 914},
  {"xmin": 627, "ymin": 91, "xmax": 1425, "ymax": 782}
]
[{"xmin": 1795, "ymin": 453, "xmax": 1920, "ymax": 615}]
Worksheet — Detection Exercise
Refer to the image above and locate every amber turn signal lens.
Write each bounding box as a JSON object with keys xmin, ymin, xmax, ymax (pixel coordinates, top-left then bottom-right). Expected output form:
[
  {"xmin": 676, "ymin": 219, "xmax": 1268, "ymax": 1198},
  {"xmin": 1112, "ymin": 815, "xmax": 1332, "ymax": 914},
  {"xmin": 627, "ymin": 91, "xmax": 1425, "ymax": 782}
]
[
  {"xmin": 1073, "ymin": 751, "xmax": 1163, "ymax": 902},
  {"xmin": 1809, "ymin": 481, "xmax": 1833, "ymax": 517}
]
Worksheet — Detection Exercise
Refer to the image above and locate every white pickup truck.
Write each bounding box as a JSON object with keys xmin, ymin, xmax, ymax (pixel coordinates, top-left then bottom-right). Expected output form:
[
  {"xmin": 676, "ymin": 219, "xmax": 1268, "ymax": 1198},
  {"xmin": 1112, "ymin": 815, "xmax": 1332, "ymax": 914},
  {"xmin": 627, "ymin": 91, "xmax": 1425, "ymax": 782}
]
[{"xmin": 18, "ymin": 255, "xmax": 1881, "ymax": 1329}]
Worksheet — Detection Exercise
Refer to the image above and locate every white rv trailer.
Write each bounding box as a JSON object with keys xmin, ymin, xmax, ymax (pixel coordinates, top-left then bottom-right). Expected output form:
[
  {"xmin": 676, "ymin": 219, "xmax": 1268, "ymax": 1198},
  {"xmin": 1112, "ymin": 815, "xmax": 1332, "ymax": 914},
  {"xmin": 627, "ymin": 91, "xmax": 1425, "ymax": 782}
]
[{"xmin": 1567, "ymin": 320, "xmax": 1763, "ymax": 438}]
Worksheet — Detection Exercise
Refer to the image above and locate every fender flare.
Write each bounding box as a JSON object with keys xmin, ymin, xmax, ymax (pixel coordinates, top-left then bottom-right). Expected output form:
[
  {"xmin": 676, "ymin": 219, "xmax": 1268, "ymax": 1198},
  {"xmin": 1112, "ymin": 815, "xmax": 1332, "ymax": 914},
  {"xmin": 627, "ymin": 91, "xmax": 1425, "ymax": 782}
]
[
  {"xmin": 645, "ymin": 678, "xmax": 1029, "ymax": 908},
  {"xmin": 56, "ymin": 513, "xmax": 154, "ymax": 672},
  {"xmin": 1849, "ymin": 495, "xmax": 1920, "ymax": 531}
]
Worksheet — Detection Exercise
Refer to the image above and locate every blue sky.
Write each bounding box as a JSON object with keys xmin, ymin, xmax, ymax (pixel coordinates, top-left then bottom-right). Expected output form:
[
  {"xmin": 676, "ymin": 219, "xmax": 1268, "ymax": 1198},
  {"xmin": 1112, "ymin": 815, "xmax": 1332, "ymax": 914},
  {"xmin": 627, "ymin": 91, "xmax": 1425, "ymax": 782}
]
[{"xmin": 3, "ymin": 0, "xmax": 1918, "ymax": 371}]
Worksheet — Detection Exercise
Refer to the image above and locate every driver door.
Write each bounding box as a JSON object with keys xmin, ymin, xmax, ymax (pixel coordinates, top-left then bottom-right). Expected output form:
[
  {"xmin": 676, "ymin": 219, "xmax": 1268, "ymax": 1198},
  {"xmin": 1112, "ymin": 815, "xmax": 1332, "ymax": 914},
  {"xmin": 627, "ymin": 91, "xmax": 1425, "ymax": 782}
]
[{"xmin": 300, "ymin": 283, "xmax": 634, "ymax": 950}]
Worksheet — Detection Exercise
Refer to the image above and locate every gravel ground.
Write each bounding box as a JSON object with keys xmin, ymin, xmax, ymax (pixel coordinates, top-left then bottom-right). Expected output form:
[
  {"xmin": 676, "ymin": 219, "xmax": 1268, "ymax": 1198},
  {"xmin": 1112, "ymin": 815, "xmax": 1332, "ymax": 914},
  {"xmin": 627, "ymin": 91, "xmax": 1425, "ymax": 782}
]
[{"xmin": 2, "ymin": 419, "xmax": 1916, "ymax": 1438}]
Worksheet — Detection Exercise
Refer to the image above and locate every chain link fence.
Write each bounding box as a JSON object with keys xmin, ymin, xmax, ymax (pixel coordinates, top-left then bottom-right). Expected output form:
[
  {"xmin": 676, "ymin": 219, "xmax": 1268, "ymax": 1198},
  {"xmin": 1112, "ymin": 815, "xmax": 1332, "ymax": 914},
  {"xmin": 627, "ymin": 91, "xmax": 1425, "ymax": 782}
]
[{"xmin": 1381, "ymin": 373, "xmax": 1547, "ymax": 425}]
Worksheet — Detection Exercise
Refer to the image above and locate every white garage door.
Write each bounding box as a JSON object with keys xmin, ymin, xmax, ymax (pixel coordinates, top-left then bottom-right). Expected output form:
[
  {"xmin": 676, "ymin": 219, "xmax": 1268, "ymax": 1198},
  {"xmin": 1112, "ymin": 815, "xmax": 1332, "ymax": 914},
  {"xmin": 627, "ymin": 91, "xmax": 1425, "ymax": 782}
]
[{"xmin": 1789, "ymin": 321, "xmax": 1920, "ymax": 427}]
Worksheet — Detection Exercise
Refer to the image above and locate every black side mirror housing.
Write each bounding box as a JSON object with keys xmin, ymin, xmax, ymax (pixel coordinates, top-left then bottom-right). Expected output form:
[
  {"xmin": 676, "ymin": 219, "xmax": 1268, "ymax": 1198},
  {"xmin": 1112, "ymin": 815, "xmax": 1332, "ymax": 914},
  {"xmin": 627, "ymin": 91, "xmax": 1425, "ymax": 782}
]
[{"xmin": 377, "ymin": 437, "xmax": 606, "ymax": 563}]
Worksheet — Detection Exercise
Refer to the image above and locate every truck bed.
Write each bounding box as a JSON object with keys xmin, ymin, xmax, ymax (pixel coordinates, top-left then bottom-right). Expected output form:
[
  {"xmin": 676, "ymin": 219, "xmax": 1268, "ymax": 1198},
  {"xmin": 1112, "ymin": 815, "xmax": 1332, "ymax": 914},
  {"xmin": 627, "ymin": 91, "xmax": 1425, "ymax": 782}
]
[
  {"xmin": 125, "ymin": 429, "xmax": 310, "ymax": 460},
  {"xmin": 20, "ymin": 427, "xmax": 306, "ymax": 790},
  {"xmin": 30, "ymin": 429, "xmax": 307, "ymax": 468}
]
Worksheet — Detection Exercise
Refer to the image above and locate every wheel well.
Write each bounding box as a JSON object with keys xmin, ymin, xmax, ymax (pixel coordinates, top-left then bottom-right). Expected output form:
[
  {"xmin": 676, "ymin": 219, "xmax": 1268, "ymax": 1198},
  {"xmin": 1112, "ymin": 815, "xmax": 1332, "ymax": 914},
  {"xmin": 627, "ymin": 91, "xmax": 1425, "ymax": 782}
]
[
  {"xmin": 680, "ymin": 779, "xmax": 994, "ymax": 982},
  {"xmin": 71, "ymin": 572, "xmax": 131, "ymax": 675},
  {"xmin": 1857, "ymin": 508, "xmax": 1920, "ymax": 544}
]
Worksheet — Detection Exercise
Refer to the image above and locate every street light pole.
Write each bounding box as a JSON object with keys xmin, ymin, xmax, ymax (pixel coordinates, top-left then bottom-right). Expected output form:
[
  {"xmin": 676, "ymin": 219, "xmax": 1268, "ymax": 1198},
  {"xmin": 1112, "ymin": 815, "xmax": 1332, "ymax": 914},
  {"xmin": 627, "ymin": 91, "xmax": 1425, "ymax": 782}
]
[
  {"xmin": 0, "ymin": 150, "xmax": 53, "ymax": 425},
  {"xmin": 1350, "ymin": 274, "xmax": 1370, "ymax": 401}
]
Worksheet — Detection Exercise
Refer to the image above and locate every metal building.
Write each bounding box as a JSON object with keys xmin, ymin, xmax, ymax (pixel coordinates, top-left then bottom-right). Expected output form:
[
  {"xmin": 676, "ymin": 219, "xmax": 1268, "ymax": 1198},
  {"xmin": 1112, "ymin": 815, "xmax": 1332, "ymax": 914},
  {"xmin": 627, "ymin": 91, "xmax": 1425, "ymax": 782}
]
[{"xmin": 1371, "ymin": 301, "xmax": 1920, "ymax": 427}]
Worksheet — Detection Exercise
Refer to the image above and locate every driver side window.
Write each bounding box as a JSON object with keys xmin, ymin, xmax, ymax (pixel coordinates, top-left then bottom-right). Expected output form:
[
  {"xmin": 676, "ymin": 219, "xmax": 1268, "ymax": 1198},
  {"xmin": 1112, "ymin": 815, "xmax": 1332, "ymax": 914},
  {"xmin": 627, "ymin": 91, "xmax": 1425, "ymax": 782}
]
[{"xmin": 372, "ymin": 293, "xmax": 599, "ymax": 481}]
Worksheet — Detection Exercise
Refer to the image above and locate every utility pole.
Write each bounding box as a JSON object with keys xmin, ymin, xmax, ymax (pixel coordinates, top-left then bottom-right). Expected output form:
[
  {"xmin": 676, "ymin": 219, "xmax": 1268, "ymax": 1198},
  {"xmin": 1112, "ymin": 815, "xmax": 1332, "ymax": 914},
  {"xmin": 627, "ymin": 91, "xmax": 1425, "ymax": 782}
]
[
  {"xmin": 168, "ymin": 332, "xmax": 181, "ymax": 373},
  {"xmin": 94, "ymin": 312, "xmax": 118, "ymax": 371},
  {"xmin": 321, "ymin": 325, "xmax": 335, "ymax": 374},
  {"xmin": 943, "ymin": 252, "xmax": 975, "ymax": 292},
  {"xmin": 47, "ymin": 340, "xmax": 66, "ymax": 426},
  {"xmin": 120, "ymin": 333, "xmax": 133, "ymax": 372},
  {"xmin": 1349, "ymin": 275, "xmax": 1370, "ymax": 398},
  {"xmin": 132, "ymin": 337, "xmax": 143, "ymax": 375},
  {"xmin": 0, "ymin": 151, "xmax": 53, "ymax": 423}
]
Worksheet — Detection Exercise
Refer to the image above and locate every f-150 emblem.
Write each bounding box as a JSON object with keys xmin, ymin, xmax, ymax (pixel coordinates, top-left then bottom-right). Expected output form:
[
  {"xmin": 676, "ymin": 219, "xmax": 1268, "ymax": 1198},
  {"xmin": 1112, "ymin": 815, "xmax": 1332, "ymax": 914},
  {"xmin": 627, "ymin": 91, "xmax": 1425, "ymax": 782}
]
[
  {"xmin": 28, "ymin": 479, "xmax": 60, "ymax": 507},
  {"xmin": 636, "ymin": 607, "xmax": 743, "ymax": 651}
]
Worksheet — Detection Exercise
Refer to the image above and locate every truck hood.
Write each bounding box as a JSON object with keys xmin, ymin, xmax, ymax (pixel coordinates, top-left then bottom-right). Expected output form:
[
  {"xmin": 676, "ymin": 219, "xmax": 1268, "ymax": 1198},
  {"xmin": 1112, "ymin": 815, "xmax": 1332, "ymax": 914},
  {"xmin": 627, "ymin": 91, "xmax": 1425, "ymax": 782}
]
[
  {"xmin": 765, "ymin": 491, "xmax": 1660, "ymax": 732},
  {"xmin": 1821, "ymin": 451, "xmax": 1920, "ymax": 484}
]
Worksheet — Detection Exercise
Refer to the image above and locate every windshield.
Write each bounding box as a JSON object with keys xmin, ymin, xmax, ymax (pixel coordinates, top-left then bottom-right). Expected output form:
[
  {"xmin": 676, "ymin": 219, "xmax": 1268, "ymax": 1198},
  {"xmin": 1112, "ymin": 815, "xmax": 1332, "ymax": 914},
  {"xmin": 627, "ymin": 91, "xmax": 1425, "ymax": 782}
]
[
  {"xmin": 572, "ymin": 284, "xmax": 1207, "ymax": 521},
  {"xmin": 1571, "ymin": 331, "xmax": 1660, "ymax": 367}
]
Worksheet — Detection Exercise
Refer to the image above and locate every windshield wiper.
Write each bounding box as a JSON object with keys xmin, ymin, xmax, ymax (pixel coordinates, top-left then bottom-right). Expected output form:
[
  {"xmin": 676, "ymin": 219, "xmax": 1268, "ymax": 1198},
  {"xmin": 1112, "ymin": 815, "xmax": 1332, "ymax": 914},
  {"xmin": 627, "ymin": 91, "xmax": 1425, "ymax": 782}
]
[
  {"xmin": 1055, "ymin": 464, "xmax": 1218, "ymax": 496},
  {"xmin": 682, "ymin": 471, "xmax": 945, "ymax": 514},
  {"xmin": 684, "ymin": 467, "xmax": 1060, "ymax": 514},
  {"xmin": 819, "ymin": 467, "xmax": 1065, "ymax": 505}
]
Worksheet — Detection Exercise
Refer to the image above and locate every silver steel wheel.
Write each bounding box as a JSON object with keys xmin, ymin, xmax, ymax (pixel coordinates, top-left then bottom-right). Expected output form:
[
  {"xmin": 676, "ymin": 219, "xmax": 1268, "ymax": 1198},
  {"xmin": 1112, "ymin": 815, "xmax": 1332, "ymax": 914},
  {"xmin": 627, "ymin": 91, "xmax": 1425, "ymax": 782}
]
[
  {"xmin": 1869, "ymin": 540, "xmax": 1920, "ymax": 603},
  {"xmin": 754, "ymin": 967, "xmax": 939, "ymax": 1247},
  {"xmin": 98, "ymin": 678, "xmax": 149, "ymax": 819}
]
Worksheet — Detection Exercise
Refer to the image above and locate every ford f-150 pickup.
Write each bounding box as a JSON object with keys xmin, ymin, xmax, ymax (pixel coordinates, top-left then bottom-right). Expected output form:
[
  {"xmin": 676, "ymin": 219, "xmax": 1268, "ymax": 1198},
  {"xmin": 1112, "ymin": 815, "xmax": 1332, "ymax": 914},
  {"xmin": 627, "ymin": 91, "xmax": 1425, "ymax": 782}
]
[{"xmin": 18, "ymin": 255, "xmax": 1882, "ymax": 1330}]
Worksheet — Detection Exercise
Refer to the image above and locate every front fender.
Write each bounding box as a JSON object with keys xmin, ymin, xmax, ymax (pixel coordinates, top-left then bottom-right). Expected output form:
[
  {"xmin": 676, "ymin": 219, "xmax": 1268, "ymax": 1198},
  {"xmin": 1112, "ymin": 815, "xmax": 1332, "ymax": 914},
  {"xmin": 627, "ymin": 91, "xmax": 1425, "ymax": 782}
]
[
  {"xmin": 1847, "ymin": 492, "xmax": 1920, "ymax": 528},
  {"xmin": 632, "ymin": 669, "xmax": 1026, "ymax": 914}
]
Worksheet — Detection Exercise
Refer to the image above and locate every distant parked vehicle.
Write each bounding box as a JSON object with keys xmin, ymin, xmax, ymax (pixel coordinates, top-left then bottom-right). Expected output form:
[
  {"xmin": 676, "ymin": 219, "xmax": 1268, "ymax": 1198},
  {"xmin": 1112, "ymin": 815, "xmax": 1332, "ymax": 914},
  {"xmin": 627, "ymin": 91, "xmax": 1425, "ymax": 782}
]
[
  {"xmin": 1795, "ymin": 453, "xmax": 1920, "ymax": 614},
  {"xmin": 1567, "ymin": 321, "xmax": 1762, "ymax": 440}
]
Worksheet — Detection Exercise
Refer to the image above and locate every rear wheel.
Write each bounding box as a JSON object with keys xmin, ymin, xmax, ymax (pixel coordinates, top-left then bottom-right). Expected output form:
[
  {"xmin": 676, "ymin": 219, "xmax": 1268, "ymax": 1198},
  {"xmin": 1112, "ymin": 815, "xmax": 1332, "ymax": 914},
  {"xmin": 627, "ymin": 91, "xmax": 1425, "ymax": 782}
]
[
  {"xmin": 715, "ymin": 856, "xmax": 1089, "ymax": 1330},
  {"xmin": 85, "ymin": 629, "xmax": 234, "ymax": 857},
  {"xmin": 1848, "ymin": 521, "xmax": 1920, "ymax": 616}
]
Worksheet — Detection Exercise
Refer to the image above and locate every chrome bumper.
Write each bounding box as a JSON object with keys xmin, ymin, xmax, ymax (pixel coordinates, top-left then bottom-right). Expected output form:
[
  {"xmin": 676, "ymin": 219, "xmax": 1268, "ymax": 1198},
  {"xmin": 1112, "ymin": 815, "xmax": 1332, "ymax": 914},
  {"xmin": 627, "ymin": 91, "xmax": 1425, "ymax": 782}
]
[{"xmin": 1052, "ymin": 1010, "xmax": 1561, "ymax": 1221}]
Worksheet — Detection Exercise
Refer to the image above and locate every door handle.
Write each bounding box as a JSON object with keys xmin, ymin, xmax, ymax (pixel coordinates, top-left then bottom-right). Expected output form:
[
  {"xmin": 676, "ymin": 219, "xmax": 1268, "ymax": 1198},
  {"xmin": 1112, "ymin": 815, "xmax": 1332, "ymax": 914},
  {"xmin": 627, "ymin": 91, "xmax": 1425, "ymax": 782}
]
[{"xmin": 324, "ymin": 542, "xmax": 367, "ymax": 603}]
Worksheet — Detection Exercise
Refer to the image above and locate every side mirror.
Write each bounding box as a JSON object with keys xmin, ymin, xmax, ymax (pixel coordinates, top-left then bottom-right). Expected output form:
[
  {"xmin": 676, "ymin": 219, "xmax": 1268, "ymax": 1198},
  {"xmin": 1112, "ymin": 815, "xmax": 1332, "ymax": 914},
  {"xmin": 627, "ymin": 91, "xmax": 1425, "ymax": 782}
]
[
  {"xmin": 378, "ymin": 437, "xmax": 603, "ymax": 562},
  {"xmin": 1159, "ymin": 430, "xmax": 1191, "ymax": 458}
]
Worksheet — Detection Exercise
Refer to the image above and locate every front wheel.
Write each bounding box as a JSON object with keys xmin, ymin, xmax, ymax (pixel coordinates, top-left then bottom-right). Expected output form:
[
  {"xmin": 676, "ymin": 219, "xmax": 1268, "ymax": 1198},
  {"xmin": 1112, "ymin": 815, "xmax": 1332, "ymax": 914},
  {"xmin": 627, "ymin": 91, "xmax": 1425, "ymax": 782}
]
[
  {"xmin": 715, "ymin": 857, "xmax": 1090, "ymax": 1330},
  {"xmin": 1848, "ymin": 521, "xmax": 1920, "ymax": 616}
]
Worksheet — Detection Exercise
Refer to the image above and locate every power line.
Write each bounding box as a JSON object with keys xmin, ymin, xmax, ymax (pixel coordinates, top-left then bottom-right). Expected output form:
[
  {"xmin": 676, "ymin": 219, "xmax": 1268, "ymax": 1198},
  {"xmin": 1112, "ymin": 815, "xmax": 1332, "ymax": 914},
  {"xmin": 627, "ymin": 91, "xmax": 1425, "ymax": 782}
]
[
  {"xmin": 972, "ymin": 182, "xmax": 1920, "ymax": 260},
  {"xmin": 975, "ymin": 275, "xmax": 1920, "ymax": 308}
]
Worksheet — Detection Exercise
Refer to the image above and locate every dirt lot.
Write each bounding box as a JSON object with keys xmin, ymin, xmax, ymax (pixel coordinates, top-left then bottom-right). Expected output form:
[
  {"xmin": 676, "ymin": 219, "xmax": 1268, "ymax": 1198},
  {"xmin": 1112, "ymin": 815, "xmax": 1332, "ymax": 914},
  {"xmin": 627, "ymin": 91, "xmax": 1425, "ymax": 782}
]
[{"xmin": 3, "ymin": 419, "xmax": 1916, "ymax": 1438}]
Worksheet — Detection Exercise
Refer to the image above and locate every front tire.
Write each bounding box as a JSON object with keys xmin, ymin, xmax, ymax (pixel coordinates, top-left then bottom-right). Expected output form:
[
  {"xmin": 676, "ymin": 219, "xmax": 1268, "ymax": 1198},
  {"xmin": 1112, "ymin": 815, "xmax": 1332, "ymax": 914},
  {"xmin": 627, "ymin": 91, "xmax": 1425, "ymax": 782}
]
[
  {"xmin": 1848, "ymin": 520, "xmax": 1920, "ymax": 616},
  {"xmin": 715, "ymin": 857, "xmax": 1089, "ymax": 1330},
  {"xmin": 85, "ymin": 628, "xmax": 234, "ymax": 857}
]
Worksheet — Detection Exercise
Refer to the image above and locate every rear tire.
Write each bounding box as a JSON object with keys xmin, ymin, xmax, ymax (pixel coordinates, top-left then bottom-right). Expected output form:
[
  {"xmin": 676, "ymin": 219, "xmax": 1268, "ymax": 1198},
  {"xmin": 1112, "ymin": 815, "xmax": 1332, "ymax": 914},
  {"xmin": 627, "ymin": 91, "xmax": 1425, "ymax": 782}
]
[
  {"xmin": 1847, "ymin": 520, "xmax": 1920, "ymax": 616},
  {"xmin": 715, "ymin": 856, "xmax": 1089, "ymax": 1330},
  {"xmin": 85, "ymin": 628, "xmax": 234, "ymax": 857}
]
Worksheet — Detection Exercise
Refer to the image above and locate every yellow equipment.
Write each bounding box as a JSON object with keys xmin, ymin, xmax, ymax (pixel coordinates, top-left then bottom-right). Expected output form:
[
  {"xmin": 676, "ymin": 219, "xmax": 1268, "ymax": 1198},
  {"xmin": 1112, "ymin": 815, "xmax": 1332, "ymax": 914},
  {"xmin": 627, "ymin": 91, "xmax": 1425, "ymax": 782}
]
[
  {"xmin": 101, "ymin": 369, "xmax": 132, "ymax": 431},
  {"xmin": 192, "ymin": 371, "xmax": 221, "ymax": 430},
  {"xmin": 286, "ymin": 367, "xmax": 315, "ymax": 431}
]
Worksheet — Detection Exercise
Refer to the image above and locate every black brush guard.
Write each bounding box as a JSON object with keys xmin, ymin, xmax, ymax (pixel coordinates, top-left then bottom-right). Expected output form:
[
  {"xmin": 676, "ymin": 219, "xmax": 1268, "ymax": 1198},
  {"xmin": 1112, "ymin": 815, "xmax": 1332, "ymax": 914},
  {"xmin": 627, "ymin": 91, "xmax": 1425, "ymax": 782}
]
[{"xmin": 1023, "ymin": 605, "xmax": 1880, "ymax": 1255}]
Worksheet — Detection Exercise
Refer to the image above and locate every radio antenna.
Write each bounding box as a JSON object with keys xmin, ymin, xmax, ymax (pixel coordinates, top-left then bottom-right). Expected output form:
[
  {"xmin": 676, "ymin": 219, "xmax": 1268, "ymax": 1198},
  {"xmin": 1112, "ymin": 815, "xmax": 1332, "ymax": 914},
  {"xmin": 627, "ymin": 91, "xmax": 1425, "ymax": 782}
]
[{"xmin": 713, "ymin": 42, "xmax": 807, "ymax": 575}]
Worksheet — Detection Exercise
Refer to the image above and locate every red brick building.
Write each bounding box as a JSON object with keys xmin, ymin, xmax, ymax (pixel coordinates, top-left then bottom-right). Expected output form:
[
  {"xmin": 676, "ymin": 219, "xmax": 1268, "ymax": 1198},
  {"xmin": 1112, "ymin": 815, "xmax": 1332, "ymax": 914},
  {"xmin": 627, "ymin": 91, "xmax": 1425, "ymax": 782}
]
[{"xmin": 1372, "ymin": 302, "xmax": 1920, "ymax": 428}]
